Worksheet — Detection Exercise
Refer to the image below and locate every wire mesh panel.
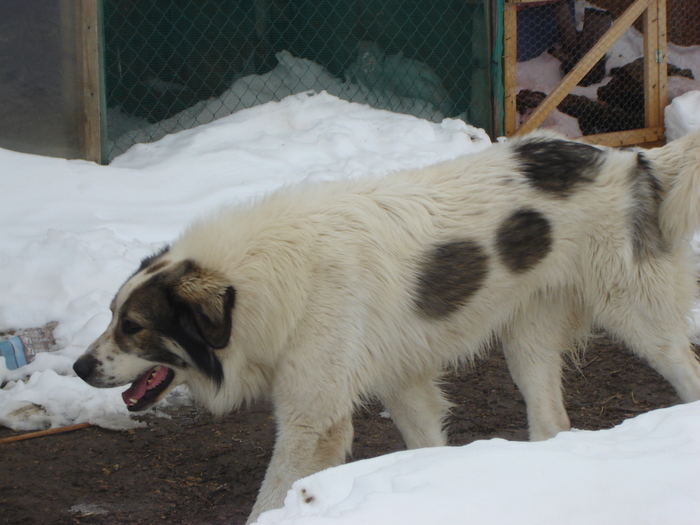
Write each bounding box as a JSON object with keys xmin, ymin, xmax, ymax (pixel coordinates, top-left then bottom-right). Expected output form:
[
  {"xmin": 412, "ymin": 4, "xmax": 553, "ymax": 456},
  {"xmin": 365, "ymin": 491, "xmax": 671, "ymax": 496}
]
[
  {"xmin": 104, "ymin": 0, "xmax": 493, "ymax": 161},
  {"xmin": 505, "ymin": 0, "xmax": 700, "ymax": 146}
]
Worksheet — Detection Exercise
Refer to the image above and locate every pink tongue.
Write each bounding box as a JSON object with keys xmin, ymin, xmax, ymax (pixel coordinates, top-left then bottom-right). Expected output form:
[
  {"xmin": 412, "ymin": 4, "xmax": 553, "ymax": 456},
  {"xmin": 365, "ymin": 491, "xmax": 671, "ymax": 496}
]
[{"xmin": 121, "ymin": 366, "xmax": 168, "ymax": 405}]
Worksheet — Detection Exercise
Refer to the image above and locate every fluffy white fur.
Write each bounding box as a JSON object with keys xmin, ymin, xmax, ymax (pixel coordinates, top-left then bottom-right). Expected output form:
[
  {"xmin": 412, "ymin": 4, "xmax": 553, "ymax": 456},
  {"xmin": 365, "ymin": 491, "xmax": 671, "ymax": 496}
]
[{"xmin": 76, "ymin": 130, "xmax": 700, "ymax": 523}]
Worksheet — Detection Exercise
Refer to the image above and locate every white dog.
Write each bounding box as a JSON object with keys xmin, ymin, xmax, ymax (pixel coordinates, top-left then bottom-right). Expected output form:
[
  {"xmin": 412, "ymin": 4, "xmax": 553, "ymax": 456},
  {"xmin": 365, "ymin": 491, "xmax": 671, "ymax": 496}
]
[{"xmin": 74, "ymin": 130, "xmax": 700, "ymax": 523}]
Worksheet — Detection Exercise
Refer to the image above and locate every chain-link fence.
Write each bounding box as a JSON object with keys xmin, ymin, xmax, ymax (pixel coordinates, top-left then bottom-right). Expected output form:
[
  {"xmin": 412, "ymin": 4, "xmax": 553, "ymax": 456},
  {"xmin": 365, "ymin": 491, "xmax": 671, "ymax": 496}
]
[
  {"xmin": 104, "ymin": 0, "xmax": 494, "ymax": 161},
  {"xmin": 507, "ymin": 0, "xmax": 700, "ymax": 145}
]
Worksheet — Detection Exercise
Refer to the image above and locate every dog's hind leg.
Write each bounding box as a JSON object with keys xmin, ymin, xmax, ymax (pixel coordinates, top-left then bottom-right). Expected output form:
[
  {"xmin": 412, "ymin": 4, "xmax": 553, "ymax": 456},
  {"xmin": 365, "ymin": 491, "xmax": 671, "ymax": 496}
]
[
  {"xmin": 603, "ymin": 315, "xmax": 700, "ymax": 404},
  {"xmin": 502, "ymin": 294, "xmax": 579, "ymax": 441},
  {"xmin": 636, "ymin": 336, "xmax": 700, "ymax": 403},
  {"xmin": 592, "ymin": 260, "xmax": 700, "ymax": 405},
  {"xmin": 379, "ymin": 372, "xmax": 449, "ymax": 449}
]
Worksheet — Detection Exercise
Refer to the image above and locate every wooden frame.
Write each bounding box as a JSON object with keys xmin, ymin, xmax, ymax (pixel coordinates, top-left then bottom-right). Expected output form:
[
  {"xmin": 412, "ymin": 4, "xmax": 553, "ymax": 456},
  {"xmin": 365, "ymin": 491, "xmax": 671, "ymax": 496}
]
[
  {"xmin": 76, "ymin": 0, "xmax": 104, "ymax": 163},
  {"xmin": 503, "ymin": 0, "xmax": 667, "ymax": 147}
]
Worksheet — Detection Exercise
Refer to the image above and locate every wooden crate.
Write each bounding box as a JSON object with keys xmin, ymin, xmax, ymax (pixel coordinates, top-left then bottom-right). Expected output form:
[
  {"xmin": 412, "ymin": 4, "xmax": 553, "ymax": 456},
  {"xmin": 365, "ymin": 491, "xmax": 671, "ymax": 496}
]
[{"xmin": 503, "ymin": 0, "xmax": 667, "ymax": 147}]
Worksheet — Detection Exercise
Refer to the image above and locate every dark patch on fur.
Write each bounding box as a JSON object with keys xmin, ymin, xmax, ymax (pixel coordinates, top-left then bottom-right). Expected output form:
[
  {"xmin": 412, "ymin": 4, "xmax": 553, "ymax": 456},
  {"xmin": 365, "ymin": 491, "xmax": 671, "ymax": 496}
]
[
  {"xmin": 114, "ymin": 287, "xmax": 190, "ymax": 372},
  {"xmin": 514, "ymin": 137, "xmax": 604, "ymax": 197},
  {"xmin": 145, "ymin": 260, "xmax": 168, "ymax": 275},
  {"xmin": 629, "ymin": 153, "xmax": 668, "ymax": 260},
  {"xmin": 166, "ymin": 260, "xmax": 236, "ymax": 350},
  {"xmin": 138, "ymin": 245, "xmax": 171, "ymax": 273},
  {"xmin": 496, "ymin": 209, "xmax": 553, "ymax": 273},
  {"xmin": 127, "ymin": 330, "xmax": 190, "ymax": 371},
  {"xmin": 415, "ymin": 240, "xmax": 489, "ymax": 319}
]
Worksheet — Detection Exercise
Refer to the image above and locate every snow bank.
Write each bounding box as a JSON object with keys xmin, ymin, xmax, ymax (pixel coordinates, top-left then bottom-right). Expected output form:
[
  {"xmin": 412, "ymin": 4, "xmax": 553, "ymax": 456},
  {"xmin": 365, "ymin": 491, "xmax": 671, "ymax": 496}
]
[
  {"xmin": 258, "ymin": 401, "xmax": 700, "ymax": 525},
  {"xmin": 666, "ymin": 90, "xmax": 700, "ymax": 142},
  {"xmin": 108, "ymin": 51, "xmax": 453, "ymax": 160}
]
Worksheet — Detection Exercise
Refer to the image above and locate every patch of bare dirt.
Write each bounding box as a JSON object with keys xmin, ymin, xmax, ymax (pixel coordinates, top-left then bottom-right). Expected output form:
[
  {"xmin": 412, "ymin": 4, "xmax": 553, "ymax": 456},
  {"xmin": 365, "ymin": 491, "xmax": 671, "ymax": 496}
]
[{"xmin": 0, "ymin": 336, "xmax": 688, "ymax": 525}]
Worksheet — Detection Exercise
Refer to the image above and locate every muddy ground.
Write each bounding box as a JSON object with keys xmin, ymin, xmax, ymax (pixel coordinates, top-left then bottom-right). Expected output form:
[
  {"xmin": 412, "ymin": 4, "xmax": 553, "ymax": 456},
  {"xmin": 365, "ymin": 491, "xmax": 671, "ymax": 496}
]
[{"xmin": 1, "ymin": 336, "xmax": 690, "ymax": 525}]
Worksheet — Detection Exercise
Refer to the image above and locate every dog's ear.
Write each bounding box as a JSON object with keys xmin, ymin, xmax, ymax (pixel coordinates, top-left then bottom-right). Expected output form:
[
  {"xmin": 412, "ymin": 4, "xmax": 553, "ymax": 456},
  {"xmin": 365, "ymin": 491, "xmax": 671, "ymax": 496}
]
[{"xmin": 168, "ymin": 261, "xmax": 236, "ymax": 349}]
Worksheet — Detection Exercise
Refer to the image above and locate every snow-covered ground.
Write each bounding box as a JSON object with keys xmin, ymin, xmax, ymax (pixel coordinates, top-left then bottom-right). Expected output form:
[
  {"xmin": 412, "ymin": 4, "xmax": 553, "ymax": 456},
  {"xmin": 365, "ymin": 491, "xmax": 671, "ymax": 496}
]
[{"xmin": 2, "ymin": 90, "xmax": 700, "ymax": 524}]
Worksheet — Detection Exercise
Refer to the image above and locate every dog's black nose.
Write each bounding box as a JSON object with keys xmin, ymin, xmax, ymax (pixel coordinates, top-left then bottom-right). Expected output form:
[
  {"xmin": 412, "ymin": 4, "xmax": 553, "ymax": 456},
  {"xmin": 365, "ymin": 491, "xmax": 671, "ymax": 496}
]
[{"xmin": 73, "ymin": 355, "xmax": 97, "ymax": 381}]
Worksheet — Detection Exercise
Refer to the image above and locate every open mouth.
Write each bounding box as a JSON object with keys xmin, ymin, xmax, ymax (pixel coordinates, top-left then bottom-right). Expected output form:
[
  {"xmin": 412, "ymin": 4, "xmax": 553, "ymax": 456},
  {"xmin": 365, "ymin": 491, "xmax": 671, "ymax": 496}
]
[{"xmin": 122, "ymin": 365, "xmax": 175, "ymax": 412}]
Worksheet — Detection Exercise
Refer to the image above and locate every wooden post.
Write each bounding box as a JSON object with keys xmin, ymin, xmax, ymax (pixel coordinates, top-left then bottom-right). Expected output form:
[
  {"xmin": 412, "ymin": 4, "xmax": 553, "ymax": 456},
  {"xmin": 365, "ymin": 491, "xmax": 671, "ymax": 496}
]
[
  {"xmin": 658, "ymin": 0, "xmax": 668, "ymax": 129},
  {"xmin": 503, "ymin": 2, "xmax": 518, "ymax": 136},
  {"xmin": 643, "ymin": 0, "xmax": 661, "ymax": 129},
  {"xmin": 647, "ymin": 0, "xmax": 667, "ymax": 134},
  {"xmin": 77, "ymin": 0, "xmax": 103, "ymax": 163}
]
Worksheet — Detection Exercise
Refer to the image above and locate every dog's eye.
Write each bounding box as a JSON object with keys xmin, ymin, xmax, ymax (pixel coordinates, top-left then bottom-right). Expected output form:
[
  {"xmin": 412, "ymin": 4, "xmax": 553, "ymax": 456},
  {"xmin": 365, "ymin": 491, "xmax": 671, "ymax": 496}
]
[{"xmin": 121, "ymin": 319, "xmax": 143, "ymax": 335}]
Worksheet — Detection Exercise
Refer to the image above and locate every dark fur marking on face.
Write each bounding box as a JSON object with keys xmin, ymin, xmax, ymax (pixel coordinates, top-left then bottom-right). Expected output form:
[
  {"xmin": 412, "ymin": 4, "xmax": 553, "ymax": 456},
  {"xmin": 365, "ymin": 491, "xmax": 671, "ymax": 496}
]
[
  {"xmin": 514, "ymin": 137, "xmax": 604, "ymax": 197},
  {"xmin": 629, "ymin": 153, "xmax": 668, "ymax": 260},
  {"xmin": 125, "ymin": 329, "xmax": 190, "ymax": 370},
  {"xmin": 414, "ymin": 240, "xmax": 489, "ymax": 319},
  {"xmin": 496, "ymin": 209, "xmax": 553, "ymax": 273},
  {"xmin": 118, "ymin": 260, "xmax": 235, "ymax": 387},
  {"xmin": 113, "ymin": 294, "xmax": 189, "ymax": 371},
  {"xmin": 145, "ymin": 260, "xmax": 168, "ymax": 275}
]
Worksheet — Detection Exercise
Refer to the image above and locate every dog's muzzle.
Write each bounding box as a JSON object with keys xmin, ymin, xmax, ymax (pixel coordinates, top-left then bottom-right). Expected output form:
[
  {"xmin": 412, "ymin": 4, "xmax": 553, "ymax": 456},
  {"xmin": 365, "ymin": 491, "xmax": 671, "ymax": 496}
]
[{"xmin": 73, "ymin": 354, "xmax": 176, "ymax": 412}]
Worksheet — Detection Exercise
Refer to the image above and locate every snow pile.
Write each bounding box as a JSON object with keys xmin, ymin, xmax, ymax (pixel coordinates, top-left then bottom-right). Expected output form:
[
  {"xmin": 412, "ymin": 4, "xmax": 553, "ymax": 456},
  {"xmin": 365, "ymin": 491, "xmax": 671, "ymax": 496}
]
[
  {"xmin": 258, "ymin": 401, "xmax": 700, "ymax": 525},
  {"xmin": 109, "ymin": 51, "xmax": 452, "ymax": 160},
  {"xmin": 0, "ymin": 92, "xmax": 489, "ymax": 430},
  {"xmin": 666, "ymin": 90, "xmax": 700, "ymax": 141}
]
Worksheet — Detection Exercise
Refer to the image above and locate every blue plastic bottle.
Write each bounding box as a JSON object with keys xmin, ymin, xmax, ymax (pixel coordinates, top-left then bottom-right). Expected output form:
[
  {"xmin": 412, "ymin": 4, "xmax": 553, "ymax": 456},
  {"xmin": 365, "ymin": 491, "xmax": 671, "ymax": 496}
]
[{"xmin": 0, "ymin": 336, "xmax": 28, "ymax": 370}]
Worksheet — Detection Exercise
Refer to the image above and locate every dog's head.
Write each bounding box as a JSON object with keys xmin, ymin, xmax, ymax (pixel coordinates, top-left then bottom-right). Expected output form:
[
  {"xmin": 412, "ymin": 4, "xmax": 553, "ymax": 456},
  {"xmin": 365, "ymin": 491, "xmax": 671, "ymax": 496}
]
[{"xmin": 73, "ymin": 249, "xmax": 235, "ymax": 412}]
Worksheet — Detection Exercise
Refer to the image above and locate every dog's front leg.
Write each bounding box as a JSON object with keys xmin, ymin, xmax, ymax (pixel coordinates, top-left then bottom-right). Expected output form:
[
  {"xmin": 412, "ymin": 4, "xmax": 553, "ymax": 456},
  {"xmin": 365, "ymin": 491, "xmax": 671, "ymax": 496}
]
[
  {"xmin": 247, "ymin": 413, "xmax": 353, "ymax": 524},
  {"xmin": 378, "ymin": 371, "xmax": 449, "ymax": 449}
]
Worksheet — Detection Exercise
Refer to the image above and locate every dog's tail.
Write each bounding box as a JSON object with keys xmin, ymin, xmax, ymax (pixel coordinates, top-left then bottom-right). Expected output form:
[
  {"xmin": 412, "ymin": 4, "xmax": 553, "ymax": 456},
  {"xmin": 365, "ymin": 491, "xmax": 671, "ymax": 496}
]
[{"xmin": 647, "ymin": 129, "xmax": 700, "ymax": 243}]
